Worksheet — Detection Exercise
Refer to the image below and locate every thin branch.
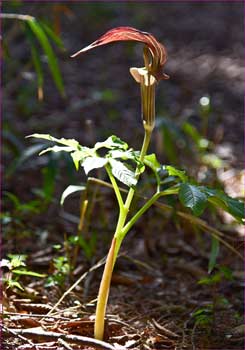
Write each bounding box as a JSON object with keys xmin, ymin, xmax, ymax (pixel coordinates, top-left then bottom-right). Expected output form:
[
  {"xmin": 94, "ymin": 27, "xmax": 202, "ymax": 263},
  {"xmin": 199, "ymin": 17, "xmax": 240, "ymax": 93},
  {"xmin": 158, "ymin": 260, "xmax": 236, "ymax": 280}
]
[
  {"xmin": 4, "ymin": 327, "xmax": 125, "ymax": 350},
  {"xmin": 0, "ymin": 13, "xmax": 35, "ymax": 21},
  {"xmin": 2, "ymin": 326, "xmax": 35, "ymax": 347}
]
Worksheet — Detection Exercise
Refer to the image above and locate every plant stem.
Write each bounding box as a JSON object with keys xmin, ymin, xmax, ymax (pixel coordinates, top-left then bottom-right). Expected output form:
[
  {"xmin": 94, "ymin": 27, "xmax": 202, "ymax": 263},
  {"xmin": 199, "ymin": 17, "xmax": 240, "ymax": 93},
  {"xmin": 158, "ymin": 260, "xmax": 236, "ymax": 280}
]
[
  {"xmin": 105, "ymin": 165, "xmax": 124, "ymax": 211},
  {"xmin": 124, "ymin": 128, "xmax": 152, "ymax": 211},
  {"xmin": 94, "ymin": 130, "xmax": 152, "ymax": 340},
  {"xmin": 94, "ymin": 237, "xmax": 116, "ymax": 340},
  {"xmin": 94, "ymin": 74, "xmax": 156, "ymax": 340},
  {"xmin": 121, "ymin": 188, "xmax": 179, "ymax": 239}
]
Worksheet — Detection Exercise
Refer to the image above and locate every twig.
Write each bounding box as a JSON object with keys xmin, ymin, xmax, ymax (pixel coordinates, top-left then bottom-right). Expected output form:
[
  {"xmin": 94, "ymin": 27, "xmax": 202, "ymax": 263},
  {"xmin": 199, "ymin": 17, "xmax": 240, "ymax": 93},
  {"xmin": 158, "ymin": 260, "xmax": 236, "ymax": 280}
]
[
  {"xmin": 191, "ymin": 322, "xmax": 198, "ymax": 350},
  {"xmin": 107, "ymin": 317, "xmax": 137, "ymax": 331},
  {"xmin": 58, "ymin": 338, "xmax": 73, "ymax": 350},
  {"xmin": 4, "ymin": 312, "xmax": 70, "ymax": 320},
  {"xmin": 2, "ymin": 326, "xmax": 35, "ymax": 347},
  {"xmin": 5, "ymin": 327, "xmax": 124, "ymax": 350},
  {"xmin": 0, "ymin": 13, "xmax": 35, "ymax": 21},
  {"xmin": 151, "ymin": 318, "xmax": 180, "ymax": 339}
]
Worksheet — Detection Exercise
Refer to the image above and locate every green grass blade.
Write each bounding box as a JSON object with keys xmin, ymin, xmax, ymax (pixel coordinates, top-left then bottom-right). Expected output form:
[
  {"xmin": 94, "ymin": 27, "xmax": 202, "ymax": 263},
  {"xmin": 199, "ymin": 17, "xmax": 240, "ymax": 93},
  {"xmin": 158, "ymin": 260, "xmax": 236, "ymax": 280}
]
[
  {"xmin": 27, "ymin": 18, "xmax": 65, "ymax": 97},
  {"xmin": 23, "ymin": 22, "xmax": 44, "ymax": 100},
  {"xmin": 39, "ymin": 20, "xmax": 65, "ymax": 49}
]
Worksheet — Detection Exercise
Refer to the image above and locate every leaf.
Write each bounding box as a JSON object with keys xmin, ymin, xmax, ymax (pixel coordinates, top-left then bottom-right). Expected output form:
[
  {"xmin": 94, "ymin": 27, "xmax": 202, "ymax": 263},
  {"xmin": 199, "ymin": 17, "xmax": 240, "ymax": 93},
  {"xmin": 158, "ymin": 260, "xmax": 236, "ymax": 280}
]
[
  {"xmin": 7, "ymin": 254, "xmax": 27, "ymax": 268},
  {"xmin": 200, "ymin": 187, "xmax": 244, "ymax": 222},
  {"xmin": 144, "ymin": 154, "xmax": 161, "ymax": 173},
  {"xmin": 26, "ymin": 134, "xmax": 80, "ymax": 149},
  {"xmin": 6, "ymin": 280, "xmax": 24, "ymax": 291},
  {"xmin": 60, "ymin": 185, "xmax": 86, "ymax": 205},
  {"xmin": 82, "ymin": 157, "xmax": 108, "ymax": 175},
  {"xmin": 39, "ymin": 145, "xmax": 75, "ymax": 155},
  {"xmin": 71, "ymin": 26, "xmax": 168, "ymax": 81},
  {"xmin": 109, "ymin": 149, "xmax": 138, "ymax": 160},
  {"xmin": 70, "ymin": 150, "xmax": 86, "ymax": 170},
  {"xmin": 95, "ymin": 135, "xmax": 128, "ymax": 151},
  {"xmin": 39, "ymin": 20, "xmax": 65, "ymax": 49},
  {"xmin": 144, "ymin": 153, "xmax": 162, "ymax": 186},
  {"xmin": 27, "ymin": 19, "xmax": 65, "ymax": 97},
  {"xmin": 179, "ymin": 183, "xmax": 208, "ymax": 216},
  {"xmin": 109, "ymin": 159, "xmax": 137, "ymax": 187},
  {"xmin": 165, "ymin": 165, "xmax": 187, "ymax": 182},
  {"xmin": 12, "ymin": 269, "xmax": 46, "ymax": 278},
  {"xmin": 215, "ymin": 195, "xmax": 244, "ymax": 220},
  {"xmin": 208, "ymin": 237, "xmax": 220, "ymax": 274}
]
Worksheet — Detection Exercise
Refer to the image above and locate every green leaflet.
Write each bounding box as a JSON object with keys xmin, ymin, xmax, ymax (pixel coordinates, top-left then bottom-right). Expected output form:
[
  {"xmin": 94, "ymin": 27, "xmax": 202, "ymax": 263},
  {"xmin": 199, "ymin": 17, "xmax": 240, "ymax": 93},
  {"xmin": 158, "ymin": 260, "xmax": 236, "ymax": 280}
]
[
  {"xmin": 199, "ymin": 187, "xmax": 244, "ymax": 222},
  {"xmin": 144, "ymin": 154, "xmax": 187, "ymax": 190},
  {"xmin": 60, "ymin": 185, "xmax": 86, "ymax": 205},
  {"xmin": 12, "ymin": 269, "xmax": 46, "ymax": 278},
  {"xmin": 82, "ymin": 157, "xmax": 108, "ymax": 175},
  {"xmin": 27, "ymin": 134, "xmax": 80, "ymax": 149},
  {"xmin": 179, "ymin": 183, "xmax": 208, "ymax": 216},
  {"xmin": 71, "ymin": 151, "xmax": 85, "ymax": 170},
  {"xmin": 179, "ymin": 183, "xmax": 244, "ymax": 221},
  {"xmin": 39, "ymin": 20, "xmax": 65, "ymax": 49},
  {"xmin": 165, "ymin": 165, "xmax": 187, "ymax": 183},
  {"xmin": 39, "ymin": 146, "xmax": 75, "ymax": 155},
  {"xmin": 109, "ymin": 159, "xmax": 137, "ymax": 187},
  {"xmin": 144, "ymin": 154, "xmax": 161, "ymax": 173},
  {"xmin": 221, "ymin": 196, "xmax": 244, "ymax": 221},
  {"xmin": 109, "ymin": 149, "xmax": 139, "ymax": 160},
  {"xmin": 95, "ymin": 135, "xmax": 128, "ymax": 150}
]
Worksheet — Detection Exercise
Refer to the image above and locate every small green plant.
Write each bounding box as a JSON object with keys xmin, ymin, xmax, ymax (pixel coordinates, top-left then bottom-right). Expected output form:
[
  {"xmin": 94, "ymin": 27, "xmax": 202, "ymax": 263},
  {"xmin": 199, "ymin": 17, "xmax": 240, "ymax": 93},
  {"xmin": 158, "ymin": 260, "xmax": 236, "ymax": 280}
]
[
  {"xmin": 193, "ymin": 265, "xmax": 233, "ymax": 331},
  {"xmin": 27, "ymin": 27, "xmax": 244, "ymax": 340},
  {"xmin": 1, "ymin": 254, "xmax": 46, "ymax": 291},
  {"xmin": 45, "ymin": 255, "xmax": 71, "ymax": 288}
]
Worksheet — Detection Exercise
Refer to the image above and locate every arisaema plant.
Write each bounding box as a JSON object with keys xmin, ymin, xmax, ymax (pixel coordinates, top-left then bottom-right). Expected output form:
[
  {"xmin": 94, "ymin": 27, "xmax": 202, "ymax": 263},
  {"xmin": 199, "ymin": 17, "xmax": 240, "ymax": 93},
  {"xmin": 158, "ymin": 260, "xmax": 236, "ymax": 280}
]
[{"xmin": 28, "ymin": 27, "xmax": 244, "ymax": 340}]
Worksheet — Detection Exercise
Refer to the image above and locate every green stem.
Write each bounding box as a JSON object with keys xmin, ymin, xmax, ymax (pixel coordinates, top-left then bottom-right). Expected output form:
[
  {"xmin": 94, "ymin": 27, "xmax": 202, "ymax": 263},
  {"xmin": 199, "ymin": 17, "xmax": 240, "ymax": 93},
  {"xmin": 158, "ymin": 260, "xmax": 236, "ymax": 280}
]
[
  {"xmin": 94, "ymin": 75, "xmax": 156, "ymax": 341},
  {"xmin": 94, "ymin": 130, "xmax": 152, "ymax": 340},
  {"xmin": 105, "ymin": 165, "xmax": 124, "ymax": 211},
  {"xmin": 94, "ymin": 237, "xmax": 116, "ymax": 340},
  {"xmin": 123, "ymin": 128, "xmax": 152, "ymax": 211},
  {"xmin": 121, "ymin": 188, "xmax": 179, "ymax": 239}
]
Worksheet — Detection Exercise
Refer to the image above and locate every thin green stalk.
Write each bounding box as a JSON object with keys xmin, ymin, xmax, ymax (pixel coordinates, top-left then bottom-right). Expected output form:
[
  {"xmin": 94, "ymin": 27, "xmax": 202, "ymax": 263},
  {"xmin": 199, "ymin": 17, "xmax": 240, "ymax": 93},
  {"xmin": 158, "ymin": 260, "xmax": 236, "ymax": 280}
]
[
  {"xmin": 121, "ymin": 188, "xmax": 179, "ymax": 239},
  {"xmin": 94, "ymin": 129, "xmax": 153, "ymax": 340},
  {"xmin": 105, "ymin": 165, "xmax": 124, "ymax": 211},
  {"xmin": 94, "ymin": 237, "xmax": 116, "ymax": 340},
  {"xmin": 95, "ymin": 74, "xmax": 156, "ymax": 340},
  {"xmin": 123, "ymin": 128, "xmax": 152, "ymax": 212}
]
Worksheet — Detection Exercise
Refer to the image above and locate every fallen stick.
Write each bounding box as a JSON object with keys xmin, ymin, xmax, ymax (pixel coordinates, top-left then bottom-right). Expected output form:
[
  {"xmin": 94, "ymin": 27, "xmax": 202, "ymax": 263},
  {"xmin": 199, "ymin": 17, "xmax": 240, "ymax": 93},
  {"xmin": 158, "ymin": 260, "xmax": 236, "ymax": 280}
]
[{"xmin": 5, "ymin": 327, "xmax": 125, "ymax": 350}]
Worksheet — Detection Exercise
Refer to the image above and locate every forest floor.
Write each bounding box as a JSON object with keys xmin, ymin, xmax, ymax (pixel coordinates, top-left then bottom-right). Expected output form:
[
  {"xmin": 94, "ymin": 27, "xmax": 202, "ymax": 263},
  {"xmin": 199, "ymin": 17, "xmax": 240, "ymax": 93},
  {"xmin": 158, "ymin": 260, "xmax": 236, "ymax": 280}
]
[{"xmin": 2, "ymin": 2, "xmax": 244, "ymax": 350}]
